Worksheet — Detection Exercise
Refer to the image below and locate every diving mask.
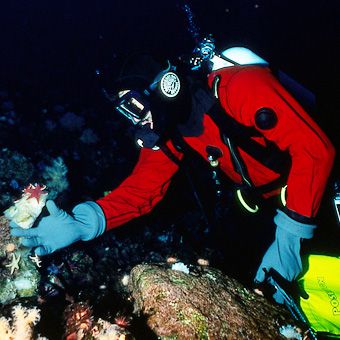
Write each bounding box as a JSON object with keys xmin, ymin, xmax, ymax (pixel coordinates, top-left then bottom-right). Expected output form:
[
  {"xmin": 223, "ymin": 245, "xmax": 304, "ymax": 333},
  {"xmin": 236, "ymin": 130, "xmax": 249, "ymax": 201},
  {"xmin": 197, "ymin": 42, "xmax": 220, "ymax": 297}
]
[{"xmin": 114, "ymin": 90, "xmax": 151, "ymax": 125}]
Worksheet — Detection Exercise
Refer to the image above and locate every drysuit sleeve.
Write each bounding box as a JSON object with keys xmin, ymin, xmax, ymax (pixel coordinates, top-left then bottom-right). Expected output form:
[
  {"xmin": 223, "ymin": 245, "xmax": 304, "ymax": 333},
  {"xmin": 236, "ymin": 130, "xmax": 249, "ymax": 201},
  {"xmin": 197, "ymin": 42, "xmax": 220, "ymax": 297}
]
[
  {"xmin": 215, "ymin": 67, "xmax": 335, "ymax": 219},
  {"xmin": 96, "ymin": 143, "xmax": 183, "ymax": 230}
]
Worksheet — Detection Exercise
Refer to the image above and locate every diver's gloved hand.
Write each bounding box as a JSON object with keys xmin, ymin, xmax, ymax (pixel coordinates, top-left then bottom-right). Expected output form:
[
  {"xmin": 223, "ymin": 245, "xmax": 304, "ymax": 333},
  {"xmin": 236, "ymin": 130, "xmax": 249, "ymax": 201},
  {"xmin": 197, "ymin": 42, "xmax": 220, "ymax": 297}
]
[
  {"xmin": 254, "ymin": 209, "xmax": 316, "ymax": 304},
  {"xmin": 10, "ymin": 200, "xmax": 106, "ymax": 256}
]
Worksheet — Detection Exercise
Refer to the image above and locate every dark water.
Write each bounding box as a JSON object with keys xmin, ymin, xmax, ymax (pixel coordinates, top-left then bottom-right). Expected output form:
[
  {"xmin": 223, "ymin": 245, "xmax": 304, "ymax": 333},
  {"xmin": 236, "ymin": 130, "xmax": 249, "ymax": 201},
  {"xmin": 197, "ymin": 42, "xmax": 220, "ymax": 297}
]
[
  {"xmin": 1, "ymin": 1, "xmax": 339, "ymax": 148},
  {"xmin": 0, "ymin": 1, "xmax": 339, "ymax": 94}
]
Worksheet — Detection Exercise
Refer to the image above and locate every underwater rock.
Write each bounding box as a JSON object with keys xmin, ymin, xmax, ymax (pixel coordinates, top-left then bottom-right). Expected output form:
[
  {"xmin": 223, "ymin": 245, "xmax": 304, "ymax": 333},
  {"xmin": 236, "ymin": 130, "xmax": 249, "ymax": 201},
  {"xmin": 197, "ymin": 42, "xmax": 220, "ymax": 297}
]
[
  {"xmin": 0, "ymin": 184, "xmax": 45, "ymax": 307},
  {"xmin": 0, "ymin": 216, "xmax": 41, "ymax": 305},
  {"xmin": 80, "ymin": 128, "xmax": 99, "ymax": 145},
  {"xmin": 59, "ymin": 111, "xmax": 85, "ymax": 131},
  {"xmin": 128, "ymin": 263, "xmax": 303, "ymax": 339}
]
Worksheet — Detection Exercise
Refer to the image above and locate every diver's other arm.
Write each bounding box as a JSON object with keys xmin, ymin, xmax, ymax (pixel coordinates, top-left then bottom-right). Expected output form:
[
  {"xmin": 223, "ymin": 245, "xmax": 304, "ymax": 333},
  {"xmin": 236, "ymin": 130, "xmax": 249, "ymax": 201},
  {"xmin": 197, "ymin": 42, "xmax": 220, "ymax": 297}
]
[
  {"xmin": 215, "ymin": 66, "xmax": 335, "ymax": 302},
  {"xmin": 254, "ymin": 209, "xmax": 316, "ymax": 303}
]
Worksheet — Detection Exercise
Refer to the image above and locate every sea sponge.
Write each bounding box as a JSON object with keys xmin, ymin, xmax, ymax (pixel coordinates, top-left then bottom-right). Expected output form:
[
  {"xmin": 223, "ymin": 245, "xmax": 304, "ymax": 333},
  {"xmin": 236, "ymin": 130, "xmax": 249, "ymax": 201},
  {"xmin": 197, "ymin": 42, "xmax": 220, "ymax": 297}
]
[{"xmin": 4, "ymin": 184, "xmax": 48, "ymax": 229}]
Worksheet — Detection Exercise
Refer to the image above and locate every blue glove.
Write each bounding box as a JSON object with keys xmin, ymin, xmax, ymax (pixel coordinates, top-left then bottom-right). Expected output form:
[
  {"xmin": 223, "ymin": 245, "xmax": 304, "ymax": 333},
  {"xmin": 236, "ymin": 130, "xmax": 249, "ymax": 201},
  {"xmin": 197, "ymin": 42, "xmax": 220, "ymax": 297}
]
[
  {"xmin": 10, "ymin": 200, "xmax": 106, "ymax": 256},
  {"xmin": 254, "ymin": 209, "xmax": 316, "ymax": 303}
]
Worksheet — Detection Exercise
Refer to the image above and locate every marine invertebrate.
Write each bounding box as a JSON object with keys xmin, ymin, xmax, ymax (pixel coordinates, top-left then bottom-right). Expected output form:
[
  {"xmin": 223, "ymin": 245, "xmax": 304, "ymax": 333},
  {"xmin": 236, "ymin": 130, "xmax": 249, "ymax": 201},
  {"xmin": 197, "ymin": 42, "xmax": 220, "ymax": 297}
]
[
  {"xmin": 0, "ymin": 304, "xmax": 41, "ymax": 340},
  {"xmin": 4, "ymin": 183, "xmax": 48, "ymax": 229},
  {"xmin": 92, "ymin": 319, "xmax": 130, "ymax": 340},
  {"xmin": 197, "ymin": 258, "xmax": 209, "ymax": 266},
  {"xmin": 121, "ymin": 274, "xmax": 129, "ymax": 287},
  {"xmin": 5, "ymin": 252, "xmax": 21, "ymax": 275},
  {"xmin": 22, "ymin": 184, "xmax": 47, "ymax": 204},
  {"xmin": 13, "ymin": 271, "xmax": 40, "ymax": 299},
  {"xmin": 171, "ymin": 262, "xmax": 190, "ymax": 274},
  {"xmin": 279, "ymin": 324, "xmax": 303, "ymax": 339},
  {"xmin": 0, "ymin": 210, "xmax": 41, "ymax": 305},
  {"xmin": 41, "ymin": 157, "xmax": 68, "ymax": 200},
  {"xmin": 166, "ymin": 256, "xmax": 178, "ymax": 264},
  {"xmin": 5, "ymin": 243, "xmax": 16, "ymax": 253},
  {"xmin": 114, "ymin": 314, "xmax": 131, "ymax": 328},
  {"xmin": 0, "ymin": 216, "xmax": 14, "ymax": 257},
  {"xmin": 0, "ymin": 257, "xmax": 40, "ymax": 304},
  {"xmin": 64, "ymin": 302, "xmax": 94, "ymax": 339},
  {"xmin": 29, "ymin": 254, "xmax": 42, "ymax": 268},
  {"xmin": 63, "ymin": 302, "xmax": 133, "ymax": 340}
]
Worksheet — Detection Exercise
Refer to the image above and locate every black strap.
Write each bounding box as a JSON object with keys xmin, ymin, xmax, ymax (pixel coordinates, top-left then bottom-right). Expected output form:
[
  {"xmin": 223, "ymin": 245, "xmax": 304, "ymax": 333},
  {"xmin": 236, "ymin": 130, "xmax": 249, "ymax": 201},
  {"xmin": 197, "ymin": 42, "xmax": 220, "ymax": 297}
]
[
  {"xmin": 207, "ymin": 102, "xmax": 291, "ymax": 175},
  {"xmin": 222, "ymin": 134, "xmax": 254, "ymax": 188},
  {"xmin": 163, "ymin": 84, "xmax": 291, "ymax": 196},
  {"xmin": 160, "ymin": 143, "xmax": 182, "ymax": 165}
]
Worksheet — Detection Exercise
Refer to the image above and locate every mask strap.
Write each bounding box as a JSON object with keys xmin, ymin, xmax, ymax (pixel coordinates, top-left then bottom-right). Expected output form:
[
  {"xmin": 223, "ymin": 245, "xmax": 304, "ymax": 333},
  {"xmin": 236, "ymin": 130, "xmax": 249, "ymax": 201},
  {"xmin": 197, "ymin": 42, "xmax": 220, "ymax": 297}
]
[{"xmin": 149, "ymin": 60, "xmax": 172, "ymax": 90}]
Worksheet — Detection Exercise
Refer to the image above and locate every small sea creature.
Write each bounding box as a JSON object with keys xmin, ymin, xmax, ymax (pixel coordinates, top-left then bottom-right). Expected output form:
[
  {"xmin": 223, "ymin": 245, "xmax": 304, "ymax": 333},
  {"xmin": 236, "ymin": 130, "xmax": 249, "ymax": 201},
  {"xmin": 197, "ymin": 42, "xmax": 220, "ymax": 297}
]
[
  {"xmin": 48, "ymin": 273, "xmax": 65, "ymax": 290},
  {"xmin": 114, "ymin": 314, "xmax": 131, "ymax": 328},
  {"xmin": 29, "ymin": 254, "xmax": 42, "ymax": 268},
  {"xmin": 22, "ymin": 183, "xmax": 47, "ymax": 204},
  {"xmin": 39, "ymin": 271, "xmax": 67, "ymax": 301},
  {"xmin": 5, "ymin": 252, "xmax": 21, "ymax": 275},
  {"xmin": 279, "ymin": 324, "xmax": 303, "ymax": 340},
  {"xmin": 121, "ymin": 274, "xmax": 129, "ymax": 287},
  {"xmin": 39, "ymin": 282, "xmax": 62, "ymax": 300},
  {"xmin": 93, "ymin": 318, "xmax": 129, "ymax": 339},
  {"xmin": 5, "ymin": 242, "xmax": 16, "ymax": 253},
  {"xmin": 166, "ymin": 256, "xmax": 178, "ymax": 264},
  {"xmin": 46, "ymin": 262, "xmax": 64, "ymax": 275},
  {"xmin": 197, "ymin": 258, "xmax": 209, "ymax": 266},
  {"xmin": 171, "ymin": 262, "xmax": 190, "ymax": 274},
  {"xmin": 64, "ymin": 302, "xmax": 93, "ymax": 340}
]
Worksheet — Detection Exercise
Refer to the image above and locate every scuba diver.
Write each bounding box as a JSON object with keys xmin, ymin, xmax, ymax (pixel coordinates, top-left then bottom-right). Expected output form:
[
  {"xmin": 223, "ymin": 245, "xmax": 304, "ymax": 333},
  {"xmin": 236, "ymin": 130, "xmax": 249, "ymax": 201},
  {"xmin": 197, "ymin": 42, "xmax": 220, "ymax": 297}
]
[{"xmin": 10, "ymin": 37, "xmax": 335, "ymax": 304}]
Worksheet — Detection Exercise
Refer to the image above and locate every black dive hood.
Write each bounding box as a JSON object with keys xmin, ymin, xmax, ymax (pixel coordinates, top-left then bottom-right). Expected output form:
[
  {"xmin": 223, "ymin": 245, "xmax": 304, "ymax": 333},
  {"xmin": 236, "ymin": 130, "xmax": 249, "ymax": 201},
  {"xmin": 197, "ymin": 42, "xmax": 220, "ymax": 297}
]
[
  {"xmin": 107, "ymin": 54, "xmax": 192, "ymax": 149},
  {"xmin": 101, "ymin": 36, "xmax": 222, "ymax": 149}
]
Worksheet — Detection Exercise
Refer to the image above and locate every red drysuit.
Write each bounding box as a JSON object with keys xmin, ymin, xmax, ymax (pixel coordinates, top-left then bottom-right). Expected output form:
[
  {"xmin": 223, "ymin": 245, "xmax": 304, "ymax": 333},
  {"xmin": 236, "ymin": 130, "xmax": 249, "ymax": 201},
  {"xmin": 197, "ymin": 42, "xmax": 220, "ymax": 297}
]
[{"xmin": 97, "ymin": 65, "xmax": 335, "ymax": 231}]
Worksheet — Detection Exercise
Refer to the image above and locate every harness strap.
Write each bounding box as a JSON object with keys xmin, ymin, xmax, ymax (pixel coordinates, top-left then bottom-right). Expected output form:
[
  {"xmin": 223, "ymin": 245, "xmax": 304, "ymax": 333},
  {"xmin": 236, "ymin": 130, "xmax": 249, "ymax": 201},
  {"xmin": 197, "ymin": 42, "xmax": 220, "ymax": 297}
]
[
  {"xmin": 207, "ymin": 101, "xmax": 291, "ymax": 176},
  {"xmin": 222, "ymin": 134, "xmax": 254, "ymax": 188},
  {"xmin": 160, "ymin": 143, "xmax": 182, "ymax": 165}
]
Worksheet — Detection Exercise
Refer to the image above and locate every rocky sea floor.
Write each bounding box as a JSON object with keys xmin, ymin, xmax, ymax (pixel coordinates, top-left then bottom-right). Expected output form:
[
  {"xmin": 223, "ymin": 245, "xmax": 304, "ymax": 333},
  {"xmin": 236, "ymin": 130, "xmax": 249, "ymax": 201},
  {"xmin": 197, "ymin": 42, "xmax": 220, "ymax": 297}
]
[{"xmin": 0, "ymin": 199, "xmax": 242, "ymax": 339}]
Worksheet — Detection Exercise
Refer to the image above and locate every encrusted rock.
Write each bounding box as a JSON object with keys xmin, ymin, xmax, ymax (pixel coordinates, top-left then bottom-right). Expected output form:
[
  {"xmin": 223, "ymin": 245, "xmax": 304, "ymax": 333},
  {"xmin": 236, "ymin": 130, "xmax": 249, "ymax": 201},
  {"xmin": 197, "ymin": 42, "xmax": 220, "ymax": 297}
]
[
  {"xmin": 128, "ymin": 263, "xmax": 302, "ymax": 339},
  {"xmin": 0, "ymin": 216, "xmax": 40, "ymax": 305}
]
